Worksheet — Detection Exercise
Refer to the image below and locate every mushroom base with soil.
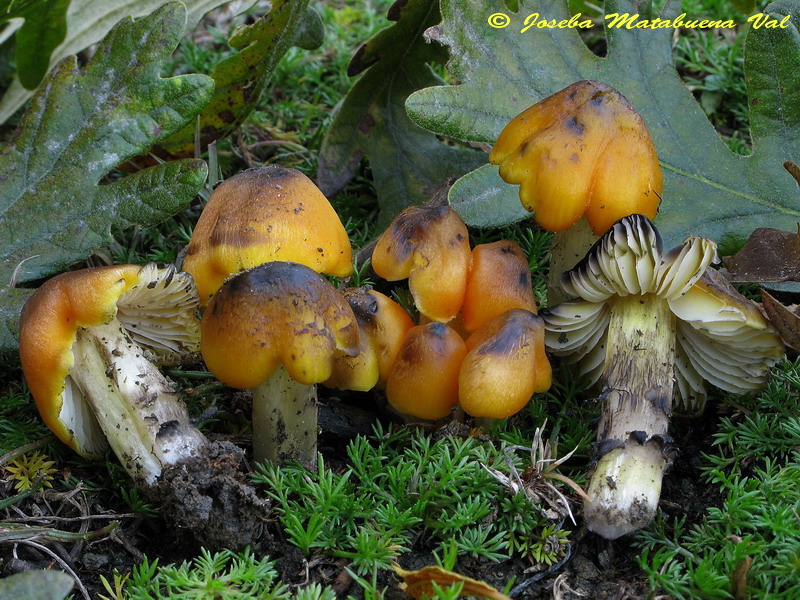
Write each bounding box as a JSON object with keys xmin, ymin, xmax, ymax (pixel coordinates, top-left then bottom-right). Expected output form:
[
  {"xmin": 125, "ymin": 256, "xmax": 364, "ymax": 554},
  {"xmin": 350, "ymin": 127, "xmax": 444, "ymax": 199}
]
[{"xmin": 70, "ymin": 319, "xmax": 268, "ymax": 549}]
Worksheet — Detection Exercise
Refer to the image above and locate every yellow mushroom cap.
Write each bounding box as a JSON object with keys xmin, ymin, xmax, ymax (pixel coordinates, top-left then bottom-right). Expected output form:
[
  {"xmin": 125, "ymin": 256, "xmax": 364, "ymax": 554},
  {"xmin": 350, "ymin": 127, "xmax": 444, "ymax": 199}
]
[
  {"xmin": 372, "ymin": 205, "xmax": 471, "ymax": 322},
  {"xmin": 200, "ymin": 261, "xmax": 360, "ymax": 389},
  {"xmin": 325, "ymin": 288, "xmax": 414, "ymax": 391},
  {"xmin": 489, "ymin": 80, "xmax": 662, "ymax": 235},
  {"xmin": 184, "ymin": 166, "xmax": 353, "ymax": 304},
  {"xmin": 19, "ymin": 264, "xmax": 201, "ymax": 456},
  {"xmin": 460, "ymin": 240, "xmax": 539, "ymax": 334},
  {"xmin": 385, "ymin": 322, "xmax": 467, "ymax": 420},
  {"xmin": 459, "ymin": 309, "xmax": 552, "ymax": 418}
]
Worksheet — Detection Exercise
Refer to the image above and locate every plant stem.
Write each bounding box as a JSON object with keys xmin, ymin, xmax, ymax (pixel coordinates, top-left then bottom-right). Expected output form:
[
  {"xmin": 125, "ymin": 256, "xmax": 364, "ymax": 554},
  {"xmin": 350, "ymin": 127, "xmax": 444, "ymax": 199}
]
[
  {"xmin": 252, "ymin": 364, "xmax": 318, "ymax": 466},
  {"xmin": 70, "ymin": 320, "xmax": 207, "ymax": 486},
  {"xmin": 584, "ymin": 294, "xmax": 676, "ymax": 539}
]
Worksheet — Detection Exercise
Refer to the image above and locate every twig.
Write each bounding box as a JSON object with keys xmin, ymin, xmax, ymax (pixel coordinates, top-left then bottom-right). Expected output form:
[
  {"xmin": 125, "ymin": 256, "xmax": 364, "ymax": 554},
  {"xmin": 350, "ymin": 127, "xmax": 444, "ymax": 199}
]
[
  {"xmin": 2, "ymin": 513, "xmax": 139, "ymax": 523},
  {"xmin": 0, "ymin": 436, "xmax": 55, "ymax": 468},
  {"xmin": 19, "ymin": 539, "xmax": 91, "ymax": 600}
]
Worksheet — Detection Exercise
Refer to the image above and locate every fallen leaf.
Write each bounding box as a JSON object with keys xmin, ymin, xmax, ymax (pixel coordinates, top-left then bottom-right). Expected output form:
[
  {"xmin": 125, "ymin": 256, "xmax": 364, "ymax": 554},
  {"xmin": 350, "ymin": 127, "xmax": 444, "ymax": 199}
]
[
  {"xmin": 159, "ymin": 0, "xmax": 323, "ymax": 155},
  {"xmin": 393, "ymin": 564, "xmax": 512, "ymax": 600},
  {"xmin": 0, "ymin": 0, "xmax": 249, "ymax": 123},
  {"xmin": 761, "ymin": 290, "xmax": 800, "ymax": 352},
  {"xmin": 317, "ymin": 0, "xmax": 484, "ymax": 228},
  {"xmin": 724, "ymin": 226, "xmax": 800, "ymax": 283}
]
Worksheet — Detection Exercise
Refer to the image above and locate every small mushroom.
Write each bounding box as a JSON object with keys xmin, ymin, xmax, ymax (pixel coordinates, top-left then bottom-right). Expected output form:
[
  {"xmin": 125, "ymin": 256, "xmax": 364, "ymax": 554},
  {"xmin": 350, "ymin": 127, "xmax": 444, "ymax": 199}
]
[
  {"xmin": 542, "ymin": 215, "xmax": 784, "ymax": 539},
  {"xmin": 200, "ymin": 261, "xmax": 360, "ymax": 465},
  {"xmin": 385, "ymin": 322, "xmax": 468, "ymax": 420},
  {"xmin": 458, "ymin": 309, "xmax": 551, "ymax": 419},
  {"xmin": 489, "ymin": 80, "xmax": 663, "ymax": 303},
  {"xmin": 371, "ymin": 205, "xmax": 471, "ymax": 323},
  {"xmin": 183, "ymin": 166, "xmax": 353, "ymax": 304},
  {"xmin": 325, "ymin": 287, "xmax": 414, "ymax": 392},
  {"xmin": 459, "ymin": 240, "xmax": 539, "ymax": 335}
]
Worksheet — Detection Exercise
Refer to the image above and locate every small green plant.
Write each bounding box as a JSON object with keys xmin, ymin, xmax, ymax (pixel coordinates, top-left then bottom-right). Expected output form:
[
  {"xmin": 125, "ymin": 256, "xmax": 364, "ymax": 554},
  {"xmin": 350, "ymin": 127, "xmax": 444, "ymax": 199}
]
[
  {"xmin": 636, "ymin": 358, "xmax": 800, "ymax": 599},
  {"xmin": 254, "ymin": 423, "xmax": 583, "ymax": 575},
  {"xmin": 5, "ymin": 450, "xmax": 57, "ymax": 491}
]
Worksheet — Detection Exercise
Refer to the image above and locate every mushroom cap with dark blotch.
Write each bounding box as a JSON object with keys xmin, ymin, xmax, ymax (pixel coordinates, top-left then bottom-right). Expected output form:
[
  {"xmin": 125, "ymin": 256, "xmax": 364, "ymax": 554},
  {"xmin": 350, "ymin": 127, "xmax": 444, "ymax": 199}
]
[
  {"xmin": 459, "ymin": 309, "xmax": 552, "ymax": 418},
  {"xmin": 325, "ymin": 287, "xmax": 414, "ymax": 391},
  {"xmin": 542, "ymin": 214, "xmax": 783, "ymax": 413},
  {"xmin": 386, "ymin": 322, "xmax": 467, "ymax": 420},
  {"xmin": 19, "ymin": 264, "xmax": 201, "ymax": 457},
  {"xmin": 183, "ymin": 166, "xmax": 353, "ymax": 304},
  {"xmin": 200, "ymin": 261, "xmax": 360, "ymax": 389},
  {"xmin": 489, "ymin": 81, "xmax": 662, "ymax": 235},
  {"xmin": 460, "ymin": 240, "xmax": 539, "ymax": 335},
  {"xmin": 371, "ymin": 205, "xmax": 471, "ymax": 323}
]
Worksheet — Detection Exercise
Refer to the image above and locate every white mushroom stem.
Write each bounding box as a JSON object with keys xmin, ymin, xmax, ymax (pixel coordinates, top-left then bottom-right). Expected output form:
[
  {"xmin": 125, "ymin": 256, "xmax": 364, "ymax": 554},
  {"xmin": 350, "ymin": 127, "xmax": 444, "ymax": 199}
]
[
  {"xmin": 252, "ymin": 364, "xmax": 317, "ymax": 466},
  {"xmin": 584, "ymin": 293, "xmax": 675, "ymax": 539},
  {"xmin": 70, "ymin": 320, "xmax": 207, "ymax": 486},
  {"xmin": 548, "ymin": 216, "xmax": 598, "ymax": 306}
]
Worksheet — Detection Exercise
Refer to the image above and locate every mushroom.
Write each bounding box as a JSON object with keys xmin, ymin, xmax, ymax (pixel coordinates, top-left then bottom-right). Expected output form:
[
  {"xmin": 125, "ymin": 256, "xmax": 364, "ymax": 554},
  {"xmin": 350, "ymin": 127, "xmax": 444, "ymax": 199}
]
[
  {"xmin": 325, "ymin": 287, "xmax": 414, "ymax": 392},
  {"xmin": 18, "ymin": 263, "xmax": 269, "ymax": 548},
  {"xmin": 541, "ymin": 214, "xmax": 784, "ymax": 538},
  {"xmin": 488, "ymin": 80, "xmax": 663, "ymax": 303},
  {"xmin": 458, "ymin": 309, "xmax": 551, "ymax": 419},
  {"xmin": 459, "ymin": 240, "xmax": 539, "ymax": 335},
  {"xmin": 371, "ymin": 205, "xmax": 471, "ymax": 323},
  {"xmin": 19, "ymin": 264, "xmax": 203, "ymax": 482},
  {"xmin": 385, "ymin": 322, "xmax": 467, "ymax": 420},
  {"xmin": 183, "ymin": 166, "xmax": 353, "ymax": 305},
  {"xmin": 200, "ymin": 261, "xmax": 360, "ymax": 465}
]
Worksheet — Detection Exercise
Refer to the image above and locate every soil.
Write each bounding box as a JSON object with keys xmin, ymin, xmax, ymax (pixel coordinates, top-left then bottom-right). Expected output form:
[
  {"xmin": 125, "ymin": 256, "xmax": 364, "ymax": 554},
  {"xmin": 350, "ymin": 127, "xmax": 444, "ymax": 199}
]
[{"xmin": 0, "ymin": 396, "xmax": 723, "ymax": 599}]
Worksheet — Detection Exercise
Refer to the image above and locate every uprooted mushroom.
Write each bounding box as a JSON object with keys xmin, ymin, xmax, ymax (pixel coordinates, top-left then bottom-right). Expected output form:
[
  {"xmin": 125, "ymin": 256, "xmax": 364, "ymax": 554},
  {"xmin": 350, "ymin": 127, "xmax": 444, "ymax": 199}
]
[
  {"xmin": 18, "ymin": 263, "xmax": 267, "ymax": 549},
  {"xmin": 542, "ymin": 215, "xmax": 784, "ymax": 539}
]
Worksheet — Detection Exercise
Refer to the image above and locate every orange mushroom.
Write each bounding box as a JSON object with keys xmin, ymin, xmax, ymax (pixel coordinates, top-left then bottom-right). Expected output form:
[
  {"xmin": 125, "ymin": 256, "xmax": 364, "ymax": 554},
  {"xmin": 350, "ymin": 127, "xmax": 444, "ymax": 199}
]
[
  {"xmin": 385, "ymin": 322, "xmax": 467, "ymax": 420},
  {"xmin": 460, "ymin": 240, "xmax": 539, "ymax": 335},
  {"xmin": 458, "ymin": 309, "xmax": 551, "ymax": 418},
  {"xmin": 200, "ymin": 261, "xmax": 360, "ymax": 464},
  {"xmin": 325, "ymin": 287, "xmax": 414, "ymax": 392},
  {"xmin": 19, "ymin": 264, "xmax": 203, "ymax": 482},
  {"xmin": 183, "ymin": 166, "xmax": 352, "ymax": 304},
  {"xmin": 371, "ymin": 205, "xmax": 471, "ymax": 323},
  {"xmin": 489, "ymin": 80, "xmax": 662, "ymax": 236}
]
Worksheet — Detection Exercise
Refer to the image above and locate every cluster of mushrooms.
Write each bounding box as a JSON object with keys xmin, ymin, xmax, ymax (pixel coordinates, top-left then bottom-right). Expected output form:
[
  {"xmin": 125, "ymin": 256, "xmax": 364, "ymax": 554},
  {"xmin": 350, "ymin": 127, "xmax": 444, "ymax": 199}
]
[{"xmin": 18, "ymin": 80, "xmax": 786, "ymax": 547}]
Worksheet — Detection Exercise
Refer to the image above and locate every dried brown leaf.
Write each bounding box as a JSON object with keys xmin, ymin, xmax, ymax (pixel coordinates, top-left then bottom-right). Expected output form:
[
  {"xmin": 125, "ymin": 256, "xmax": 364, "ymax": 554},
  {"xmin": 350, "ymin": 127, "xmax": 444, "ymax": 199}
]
[{"xmin": 393, "ymin": 564, "xmax": 512, "ymax": 600}]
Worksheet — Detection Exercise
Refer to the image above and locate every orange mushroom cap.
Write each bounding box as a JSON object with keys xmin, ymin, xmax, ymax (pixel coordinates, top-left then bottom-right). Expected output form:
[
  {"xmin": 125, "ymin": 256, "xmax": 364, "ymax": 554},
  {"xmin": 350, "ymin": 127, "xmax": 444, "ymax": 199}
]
[
  {"xmin": 19, "ymin": 264, "xmax": 200, "ymax": 455},
  {"xmin": 184, "ymin": 166, "xmax": 353, "ymax": 304},
  {"xmin": 489, "ymin": 80, "xmax": 662, "ymax": 235},
  {"xmin": 385, "ymin": 322, "xmax": 467, "ymax": 420},
  {"xmin": 458, "ymin": 309, "xmax": 552, "ymax": 418},
  {"xmin": 200, "ymin": 261, "xmax": 360, "ymax": 389},
  {"xmin": 325, "ymin": 287, "xmax": 414, "ymax": 391},
  {"xmin": 372, "ymin": 205, "xmax": 471, "ymax": 323},
  {"xmin": 460, "ymin": 240, "xmax": 539, "ymax": 334}
]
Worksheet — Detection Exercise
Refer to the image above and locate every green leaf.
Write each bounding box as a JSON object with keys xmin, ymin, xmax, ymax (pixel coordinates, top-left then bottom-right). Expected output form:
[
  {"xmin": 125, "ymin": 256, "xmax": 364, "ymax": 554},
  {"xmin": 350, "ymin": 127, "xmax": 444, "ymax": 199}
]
[
  {"xmin": 0, "ymin": 2, "xmax": 213, "ymax": 356},
  {"xmin": 0, "ymin": 0, "xmax": 250, "ymax": 123},
  {"xmin": 405, "ymin": 0, "xmax": 800, "ymax": 248},
  {"xmin": 317, "ymin": 0, "xmax": 485, "ymax": 227},
  {"xmin": 0, "ymin": 570, "xmax": 73, "ymax": 600},
  {"xmin": 159, "ymin": 0, "xmax": 324, "ymax": 154},
  {"xmin": 15, "ymin": 0, "xmax": 70, "ymax": 90}
]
